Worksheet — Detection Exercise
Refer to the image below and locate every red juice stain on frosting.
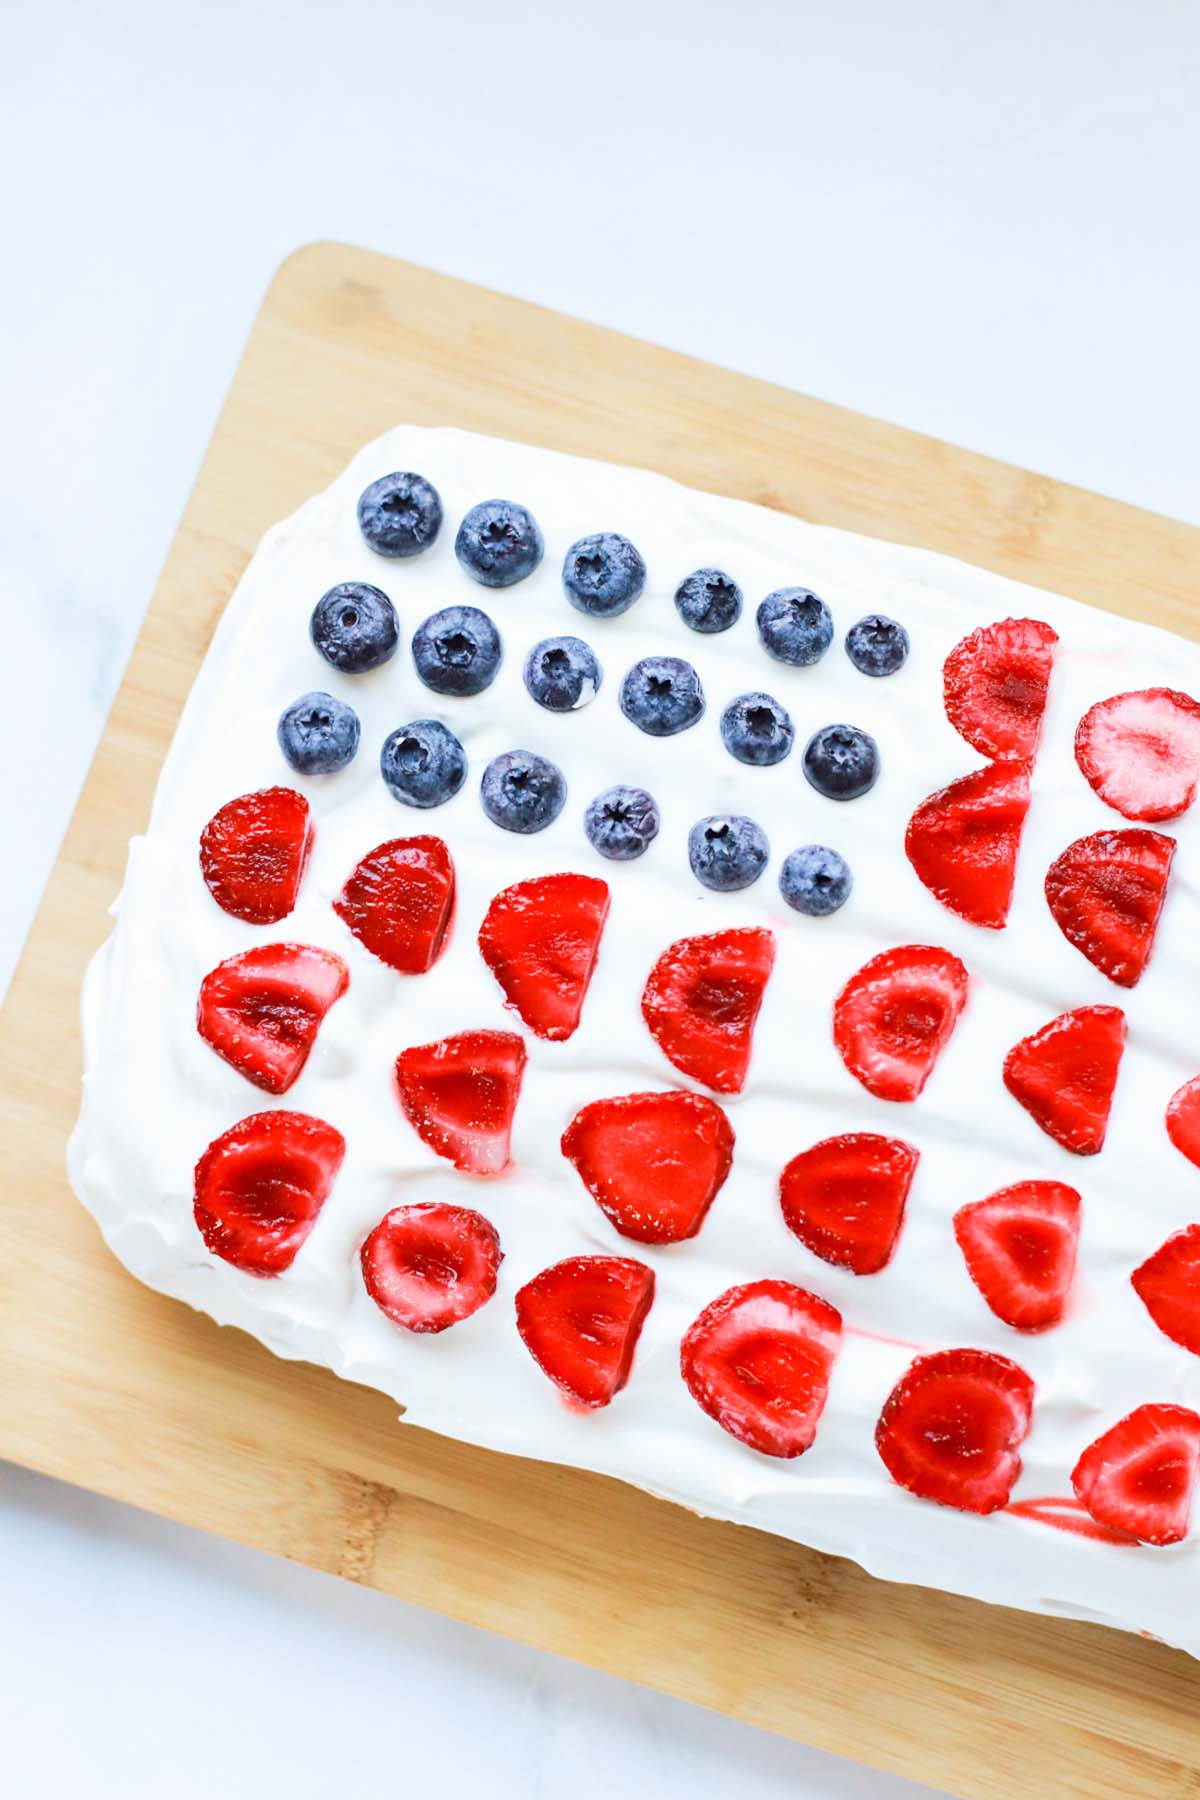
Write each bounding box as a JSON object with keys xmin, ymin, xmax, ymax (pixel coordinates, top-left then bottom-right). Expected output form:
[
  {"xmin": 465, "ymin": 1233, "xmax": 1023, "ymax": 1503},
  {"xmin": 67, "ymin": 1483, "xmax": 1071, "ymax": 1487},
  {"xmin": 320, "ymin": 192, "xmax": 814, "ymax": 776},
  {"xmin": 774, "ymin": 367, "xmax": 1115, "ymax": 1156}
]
[{"xmin": 1007, "ymin": 1495, "xmax": 1139, "ymax": 1546}]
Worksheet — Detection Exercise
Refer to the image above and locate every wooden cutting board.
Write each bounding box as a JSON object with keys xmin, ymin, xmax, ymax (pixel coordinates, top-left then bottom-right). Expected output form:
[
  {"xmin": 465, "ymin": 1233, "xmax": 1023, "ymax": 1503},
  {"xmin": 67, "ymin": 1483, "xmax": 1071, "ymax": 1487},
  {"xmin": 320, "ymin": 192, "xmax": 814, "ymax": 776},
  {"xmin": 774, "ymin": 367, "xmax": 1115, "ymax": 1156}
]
[{"xmin": 3, "ymin": 242, "xmax": 1199, "ymax": 1800}]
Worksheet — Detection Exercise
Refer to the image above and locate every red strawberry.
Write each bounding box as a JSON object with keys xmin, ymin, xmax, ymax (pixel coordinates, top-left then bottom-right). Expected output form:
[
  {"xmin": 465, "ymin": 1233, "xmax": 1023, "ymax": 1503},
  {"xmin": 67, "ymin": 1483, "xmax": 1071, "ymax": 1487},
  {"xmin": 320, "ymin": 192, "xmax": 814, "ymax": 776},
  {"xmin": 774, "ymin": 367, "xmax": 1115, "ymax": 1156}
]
[
  {"xmin": 680, "ymin": 1280, "xmax": 842, "ymax": 1458},
  {"xmin": 943, "ymin": 617, "xmax": 1058, "ymax": 762},
  {"xmin": 1071, "ymin": 1403, "xmax": 1200, "ymax": 1546},
  {"xmin": 641, "ymin": 928, "xmax": 775, "ymax": 1095},
  {"xmin": 196, "ymin": 943, "xmax": 348, "ymax": 1093},
  {"xmin": 953, "ymin": 1181, "xmax": 1081, "ymax": 1331},
  {"xmin": 905, "ymin": 761, "xmax": 1031, "ymax": 928},
  {"xmin": 361, "ymin": 1203, "xmax": 501, "ymax": 1333},
  {"xmin": 779, "ymin": 1133, "xmax": 919, "ymax": 1275},
  {"xmin": 1167, "ymin": 1076, "xmax": 1200, "ymax": 1169},
  {"xmin": 875, "ymin": 1347, "xmax": 1035, "ymax": 1513},
  {"xmin": 1044, "ymin": 828, "xmax": 1175, "ymax": 987},
  {"xmin": 833, "ymin": 944, "xmax": 969, "ymax": 1102},
  {"xmin": 1002, "ymin": 1005, "xmax": 1125, "ymax": 1155},
  {"xmin": 562, "ymin": 1091, "xmax": 734, "ymax": 1245},
  {"xmin": 1131, "ymin": 1225, "xmax": 1200, "ymax": 1355},
  {"xmin": 395, "ymin": 1030, "xmax": 526, "ymax": 1175},
  {"xmin": 477, "ymin": 873, "xmax": 610, "ymax": 1041},
  {"xmin": 1075, "ymin": 688, "xmax": 1200, "ymax": 822},
  {"xmin": 334, "ymin": 836, "xmax": 455, "ymax": 974},
  {"xmin": 193, "ymin": 1109, "xmax": 344, "ymax": 1276},
  {"xmin": 515, "ymin": 1256, "xmax": 654, "ymax": 1408},
  {"xmin": 200, "ymin": 787, "xmax": 313, "ymax": 924}
]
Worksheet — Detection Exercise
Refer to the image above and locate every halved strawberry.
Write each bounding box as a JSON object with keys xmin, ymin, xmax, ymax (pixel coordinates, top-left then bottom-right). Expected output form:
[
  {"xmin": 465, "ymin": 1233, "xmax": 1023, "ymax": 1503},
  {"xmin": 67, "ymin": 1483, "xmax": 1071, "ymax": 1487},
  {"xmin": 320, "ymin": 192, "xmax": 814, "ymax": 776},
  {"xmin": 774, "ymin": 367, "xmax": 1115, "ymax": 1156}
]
[
  {"xmin": 943, "ymin": 617, "xmax": 1058, "ymax": 762},
  {"xmin": 641, "ymin": 928, "xmax": 775, "ymax": 1095},
  {"xmin": 200, "ymin": 787, "xmax": 313, "ymax": 924},
  {"xmin": 334, "ymin": 835, "xmax": 455, "ymax": 973},
  {"xmin": 1075, "ymin": 689, "xmax": 1200, "ymax": 821},
  {"xmin": 1167, "ymin": 1076, "xmax": 1200, "ymax": 1169},
  {"xmin": 1131, "ymin": 1225, "xmax": 1200, "ymax": 1355},
  {"xmin": 1002, "ymin": 1005, "xmax": 1125, "ymax": 1155},
  {"xmin": 833, "ymin": 944, "xmax": 969, "ymax": 1102},
  {"xmin": 361, "ymin": 1203, "xmax": 502, "ymax": 1332},
  {"xmin": 905, "ymin": 761, "xmax": 1031, "ymax": 928},
  {"xmin": 953, "ymin": 1181, "xmax": 1081, "ymax": 1331},
  {"xmin": 561, "ymin": 1091, "xmax": 734, "ymax": 1244},
  {"xmin": 779, "ymin": 1133, "xmax": 919, "ymax": 1275},
  {"xmin": 1071, "ymin": 1403, "xmax": 1200, "ymax": 1546},
  {"xmin": 1044, "ymin": 828, "xmax": 1175, "ymax": 987},
  {"xmin": 875, "ymin": 1347, "xmax": 1035, "ymax": 1513},
  {"xmin": 515, "ymin": 1255, "xmax": 654, "ymax": 1408},
  {"xmin": 196, "ymin": 943, "xmax": 348, "ymax": 1093},
  {"xmin": 193, "ymin": 1109, "xmax": 344, "ymax": 1276},
  {"xmin": 680, "ymin": 1280, "xmax": 842, "ymax": 1458},
  {"xmin": 477, "ymin": 873, "xmax": 610, "ymax": 1041},
  {"xmin": 395, "ymin": 1030, "xmax": 526, "ymax": 1175}
]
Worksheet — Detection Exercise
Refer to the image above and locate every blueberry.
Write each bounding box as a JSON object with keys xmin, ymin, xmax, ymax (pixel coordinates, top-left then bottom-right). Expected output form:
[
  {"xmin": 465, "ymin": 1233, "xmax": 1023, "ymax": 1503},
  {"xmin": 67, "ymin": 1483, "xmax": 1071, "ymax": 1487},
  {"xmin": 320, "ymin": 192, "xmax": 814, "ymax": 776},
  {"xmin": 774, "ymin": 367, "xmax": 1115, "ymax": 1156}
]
[
  {"xmin": 380, "ymin": 720, "xmax": 466, "ymax": 809},
  {"xmin": 562, "ymin": 533, "xmax": 646, "ymax": 618},
  {"xmin": 688, "ymin": 815, "xmax": 769, "ymax": 892},
  {"xmin": 455, "ymin": 499, "xmax": 543, "ymax": 587},
  {"xmin": 802, "ymin": 723, "xmax": 879, "ymax": 800},
  {"xmin": 310, "ymin": 582, "xmax": 399, "ymax": 674},
  {"xmin": 481, "ymin": 750, "xmax": 566, "ymax": 834},
  {"xmin": 277, "ymin": 691, "xmax": 360, "ymax": 774},
  {"xmin": 674, "ymin": 568, "xmax": 742, "ymax": 634},
  {"xmin": 756, "ymin": 588, "xmax": 833, "ymax": 667},
  {"xmin": 780, "ymin": 845, "xmax": 853, "ymax": 917},
  {"xmin": 845, "ymin": 613, "xmax": 910, "ymax": 677},
  {"xmin": 619, "ymin": 656, "xmax": 704, "ymax": 737},
  {"xmin": 411, "ymin": 605, "xmax": 501, "ymax": 697},
  {"xmin": 523, "ymin": 635, "xmax": 602, "ymax": 712},
  {"xmin": 584, "ymin": 785, "xmax": 660, "ymax": 861},
  {"xmin": 720, "ymin": 691, "xmax": 794, "ymax": 767},
  {"xmin": 357, "ymin": 471, "xmax": 442, "ymax": 558}
]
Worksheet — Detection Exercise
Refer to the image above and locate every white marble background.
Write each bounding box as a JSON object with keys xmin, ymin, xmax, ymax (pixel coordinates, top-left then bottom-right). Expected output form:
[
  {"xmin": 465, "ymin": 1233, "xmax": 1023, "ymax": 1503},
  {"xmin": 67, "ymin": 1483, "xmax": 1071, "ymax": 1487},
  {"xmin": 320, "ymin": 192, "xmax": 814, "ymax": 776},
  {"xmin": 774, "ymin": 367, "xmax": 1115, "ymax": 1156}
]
[{"xmin": 4, "ymin": 3, "xmax": 1199, "ymax": 1795}]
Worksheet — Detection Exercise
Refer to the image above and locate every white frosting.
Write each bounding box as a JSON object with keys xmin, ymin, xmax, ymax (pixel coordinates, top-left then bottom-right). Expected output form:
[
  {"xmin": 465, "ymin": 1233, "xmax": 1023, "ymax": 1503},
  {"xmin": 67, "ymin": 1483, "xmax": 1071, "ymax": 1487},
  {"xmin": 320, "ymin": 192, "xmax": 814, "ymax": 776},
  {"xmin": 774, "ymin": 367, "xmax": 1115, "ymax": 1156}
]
[{"xmin": 69, "ymin": 425, "xmax": 1200, "ymax": 1656}]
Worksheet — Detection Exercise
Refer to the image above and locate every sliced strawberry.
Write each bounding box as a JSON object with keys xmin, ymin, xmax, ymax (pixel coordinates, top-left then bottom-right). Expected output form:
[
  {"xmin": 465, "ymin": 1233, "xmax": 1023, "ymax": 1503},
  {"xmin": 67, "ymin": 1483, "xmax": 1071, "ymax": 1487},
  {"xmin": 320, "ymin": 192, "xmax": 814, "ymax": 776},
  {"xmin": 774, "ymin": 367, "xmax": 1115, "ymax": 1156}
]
[
  {"xmin": 361, "ymin": 1203, "xmax": 502, "ymax": 1332},
  {"xmin": 1075, "ymin": 689, "xmax": 1200, "ymax": 822},
  {"xmin": 680, "ymin": 1280, "xmax": 842, "ymax": 1458},
  {"xmin": 334, "ymin": 835, "xmax": 455, "ymax": 974},
  {"xmin": 875, "ymin": 1347, "xmax": 1035, "ymax": 1513},
  {"xmin": 953, "ymin": 1180, "xmax": 1081, "ymax": 1331},
  {"xmin": 200, "ymin": 787, "xmax": 313, "ymax": 924},
  {"xmin": 779, "ymin": 1133, "xmax": 918, "ymax": 1275},
  {"xmin": 1002, "ymin": 1005, "xmax": 1125, "ymax": 1155},
  {"xmin": 1131, "ymin": 1225, "xmax": 1200, "ymax": 1355},
  {"xmin": 395, "ymin": 1030, "xmax": 526, "ymax": 1175},
  {"xmin": 1071, "ymin": 1403, "xmax": 1200, "ymax": 1546},
  {"xmin": 905, "ymin": 761, "xmax": 1031, "ymax": 929},
  {"xmin": 1167, "ymin": 1076, "xmax": 1200, "ymax": 1170},
  {"xmin": 477, "ymin": 873, "xmax": 610, "ymax": 1042},
  {"xmin": 833, "ymin": 944, "xmax": 969, "ymax": 1102},
  {"xmin": 943, "ymin": 617, "xmax": 1058, "ymax": 762},
  {"xmin": 1044, "ymin": 828, "xmax": 1175, "ymax": 988},
  {"xmin": 562, "ymin": 1091, "xmax": 734, "ymax": 1245},
  {"xmin": 193, "ymin": 1109, "xmax": 344, "ymax": 1276},
  {"xmin": 196, "ymin": 943, "xmax": 348, "ymax": 1093},
  {"xmin": 641, "ymin": 928, "xmax": 775, "ymax": 1095},
  {"xmin": 515, "ymin": 1255, "xmax": 654, "ymax": 1408}
]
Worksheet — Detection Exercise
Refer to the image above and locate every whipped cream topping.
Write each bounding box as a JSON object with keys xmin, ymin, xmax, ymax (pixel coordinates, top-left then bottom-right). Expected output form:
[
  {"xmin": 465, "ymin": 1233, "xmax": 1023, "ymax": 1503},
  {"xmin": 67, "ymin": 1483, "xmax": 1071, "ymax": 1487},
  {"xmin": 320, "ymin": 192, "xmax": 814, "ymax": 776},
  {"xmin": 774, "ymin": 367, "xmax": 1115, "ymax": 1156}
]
[{"xmin": 69, "ymin": 425, "xmax": 1200, "ymax": 1655}]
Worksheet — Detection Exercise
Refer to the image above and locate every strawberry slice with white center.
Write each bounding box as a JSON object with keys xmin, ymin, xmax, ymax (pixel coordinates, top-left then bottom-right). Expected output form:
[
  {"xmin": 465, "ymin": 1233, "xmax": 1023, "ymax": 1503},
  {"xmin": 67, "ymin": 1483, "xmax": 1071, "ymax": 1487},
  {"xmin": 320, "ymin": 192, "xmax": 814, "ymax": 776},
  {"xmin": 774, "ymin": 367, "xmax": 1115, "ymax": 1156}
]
[
  {"xmin": 1075, "ymin": 688, "xmax": 1200, "ymax": 821},
  {"xmin": 196, "ymin": 943, "xmax": 349, "ymax": 1093},
  {"xmin": 562, "ymin": 1091, "xmax": 734, "ymax": 1244},
  {"xmin": 361, "ymin": 1203, "xmax": 502, "ymax": 1332},
  {"xmin": 200, "ymin": 787, "xmax": 313, "ymax": 924},
  {"xmin": 1167, "ymin": 1075, "xmax": 1200, "ymax": 1169},
  {"xmin": 680, "ymin": 1280, "xmax": 842, "ymax": 1458},
  {"xmin": 875, "ymin": 1347, "xmax": 1035, "ymax": 1513},
  {"xmin": 193, "ymin": 1109, "xmax": 344, "ymax": 1276},
  {"xmin": 1131, "ymin": 1225, "xmax": 1200, "ymax": 1355},
  {"xmin": 334, "ymin": 835, "xmax": 455, "ymax": 974},
  {"xmin": 953, "ymin": 1180, "xmax": 1081, "ymax": 1331},
  {"xmin": 641, "ymin": 928, "xmax": 775, "ymax": 1095},
  {"xmin": 1071, "ymin": 1403, "xmax": 1200, "ymax": 1546},
  {"xmin": 905, "ymin": 761, "xmax": 1031, "ymax": 928},
  {"xmin": 1044, "ymin": 828, "xmax": 1175, "ymax": 988},
  {"xmin": 477, "ymin": 873, "xmax": 610, "ymax": 1041},
  {"xmin": 833, "ymin": 944, "xmax": 969, "ymax": 1102},
  {"xmin": 779, "ymin": 1133, "xmax": 919, "ymax": 1275},
  {"xmin": 943, "ymin": 617, "xmax": 1058, "ymax": 762},
  {"xmin": 515, "ymin": 1255, "xmax": 655, "ymax": 1408},
  {"xmin": 395, "ymin": 1029, "xmax": 527, "ymax": 1175},
  {"xmin": 1002, "ymin": 1005, "xmax": 1125, "ymax": 1155}
]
